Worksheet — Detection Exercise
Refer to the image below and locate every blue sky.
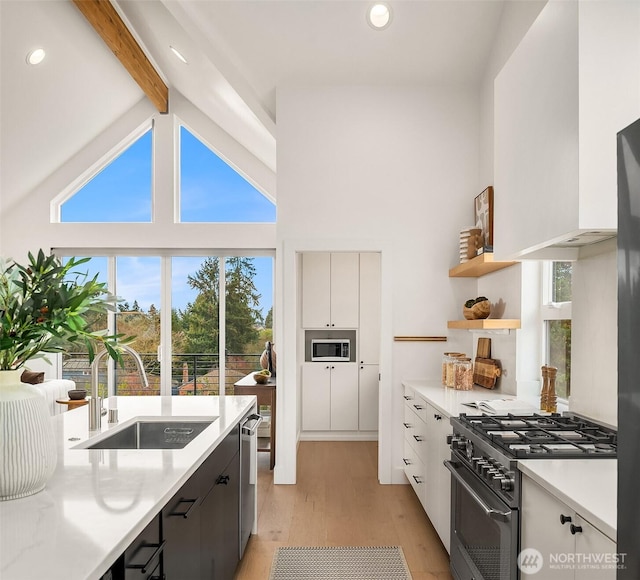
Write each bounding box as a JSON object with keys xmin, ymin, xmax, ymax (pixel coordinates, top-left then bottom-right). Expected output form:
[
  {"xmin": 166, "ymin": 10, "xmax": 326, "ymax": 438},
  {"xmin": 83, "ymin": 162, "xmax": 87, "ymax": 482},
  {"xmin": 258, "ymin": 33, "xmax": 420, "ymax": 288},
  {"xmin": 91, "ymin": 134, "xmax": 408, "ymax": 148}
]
[{"xmin": 61, "ymin": 126, "xmax": 274, "ymax": 316}]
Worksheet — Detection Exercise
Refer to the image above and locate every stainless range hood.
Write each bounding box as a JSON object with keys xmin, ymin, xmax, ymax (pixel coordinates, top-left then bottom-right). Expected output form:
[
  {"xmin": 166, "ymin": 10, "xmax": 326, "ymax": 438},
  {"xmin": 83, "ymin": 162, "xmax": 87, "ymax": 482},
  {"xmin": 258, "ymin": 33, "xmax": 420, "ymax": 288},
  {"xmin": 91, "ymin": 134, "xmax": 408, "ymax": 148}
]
[{"xmin": 495, "ymin": 229, "xmax": 617, "ymax": 261}]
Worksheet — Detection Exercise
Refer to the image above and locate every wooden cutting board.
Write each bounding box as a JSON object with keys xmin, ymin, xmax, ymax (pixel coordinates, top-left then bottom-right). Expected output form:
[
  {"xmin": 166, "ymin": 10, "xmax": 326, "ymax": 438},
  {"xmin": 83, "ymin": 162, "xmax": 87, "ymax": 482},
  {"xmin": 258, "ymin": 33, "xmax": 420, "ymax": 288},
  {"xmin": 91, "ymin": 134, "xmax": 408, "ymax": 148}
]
[
  {"xmin": 473, "ymin": 357, "xmax": 501, "ymax": 389},
  {"xmin": 477, "ymin": 337, "xmax": 491, "ymax": 359}
]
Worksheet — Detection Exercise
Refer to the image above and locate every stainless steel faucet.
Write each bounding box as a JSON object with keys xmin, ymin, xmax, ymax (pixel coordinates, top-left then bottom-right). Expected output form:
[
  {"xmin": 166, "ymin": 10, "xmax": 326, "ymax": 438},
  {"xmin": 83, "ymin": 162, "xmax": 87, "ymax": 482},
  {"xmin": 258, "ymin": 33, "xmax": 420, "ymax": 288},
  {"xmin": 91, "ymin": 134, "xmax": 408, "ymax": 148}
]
[{"xmin": 88, "ymin": 345, "xmax": 149, "ymax": 430}]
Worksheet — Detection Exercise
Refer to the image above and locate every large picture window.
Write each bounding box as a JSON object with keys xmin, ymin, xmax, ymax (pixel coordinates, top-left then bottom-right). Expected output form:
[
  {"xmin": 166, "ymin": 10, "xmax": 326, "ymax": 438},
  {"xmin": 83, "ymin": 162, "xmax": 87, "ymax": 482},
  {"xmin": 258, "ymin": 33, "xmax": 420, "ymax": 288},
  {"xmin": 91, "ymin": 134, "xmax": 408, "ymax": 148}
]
[{"xmin": 60, "ymin": 252, "xmax": 274, "ymax": 397}]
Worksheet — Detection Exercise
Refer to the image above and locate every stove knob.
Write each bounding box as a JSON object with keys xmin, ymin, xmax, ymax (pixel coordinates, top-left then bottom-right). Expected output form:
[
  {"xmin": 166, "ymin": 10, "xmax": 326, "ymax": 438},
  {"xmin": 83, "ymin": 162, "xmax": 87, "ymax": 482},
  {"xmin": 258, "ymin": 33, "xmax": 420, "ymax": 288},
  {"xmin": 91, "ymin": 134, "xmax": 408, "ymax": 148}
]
[
  {"xmin": 452, "ymin": 437, "xmax": 468, "ymax": 454},
  {"xmin": 490, "ymin": 474, "xmax": 506, "ymax": 490},
  {"xmin": 500, "ymin": 477, "xmax": 515, "ymax": 492},
  {"xmin": 480, "ymin": 464, "xmax": 493, "ymax": 478}
]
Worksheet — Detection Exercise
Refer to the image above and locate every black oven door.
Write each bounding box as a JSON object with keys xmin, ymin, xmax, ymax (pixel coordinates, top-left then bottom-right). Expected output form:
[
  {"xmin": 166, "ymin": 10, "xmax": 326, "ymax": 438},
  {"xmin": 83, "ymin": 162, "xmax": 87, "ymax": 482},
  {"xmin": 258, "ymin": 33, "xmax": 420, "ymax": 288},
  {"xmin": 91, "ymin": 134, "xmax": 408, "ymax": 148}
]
[{"xmin": 445, "ymin": 459, "xmax": 519, "ymax": 580}]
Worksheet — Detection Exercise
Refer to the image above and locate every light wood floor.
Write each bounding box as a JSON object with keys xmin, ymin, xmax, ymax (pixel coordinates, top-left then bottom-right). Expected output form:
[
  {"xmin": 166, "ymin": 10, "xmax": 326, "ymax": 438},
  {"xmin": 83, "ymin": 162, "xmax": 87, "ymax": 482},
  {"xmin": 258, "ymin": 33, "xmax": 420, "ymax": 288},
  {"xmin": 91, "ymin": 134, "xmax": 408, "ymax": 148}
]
[{"xmin": 234, "ymin": 441, "xmax": 453, "ymax": 580}]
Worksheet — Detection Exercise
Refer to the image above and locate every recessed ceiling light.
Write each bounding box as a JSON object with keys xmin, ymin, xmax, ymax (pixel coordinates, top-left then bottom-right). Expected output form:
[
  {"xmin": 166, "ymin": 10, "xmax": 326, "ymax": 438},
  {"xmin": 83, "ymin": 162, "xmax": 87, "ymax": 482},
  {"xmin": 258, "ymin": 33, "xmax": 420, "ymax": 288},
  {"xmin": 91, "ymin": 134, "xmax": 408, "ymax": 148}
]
[
  {"xmin": 367, "ymin": 3, "xmax": 392, "ymax": 30},
  {"xmin": 169, "ymin": 46, "xmax": 188, "ymax": 64},
  {"xmin": 26, "ymin": 48, "xmax": 46, "ymax": 65}
]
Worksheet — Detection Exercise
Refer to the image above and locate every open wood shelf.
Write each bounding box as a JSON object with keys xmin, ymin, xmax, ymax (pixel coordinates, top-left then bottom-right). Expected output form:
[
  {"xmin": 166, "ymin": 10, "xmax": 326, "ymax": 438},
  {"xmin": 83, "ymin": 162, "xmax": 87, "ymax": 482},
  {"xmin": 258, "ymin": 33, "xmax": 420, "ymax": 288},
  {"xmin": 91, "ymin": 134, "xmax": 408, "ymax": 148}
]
[
  {"xmin": 447, "ymin": 319, "xmax": 521, "ymax": 330},
  {"xmin": 449, "ymin": 253, "xmax": 517, "ymax": 278}
]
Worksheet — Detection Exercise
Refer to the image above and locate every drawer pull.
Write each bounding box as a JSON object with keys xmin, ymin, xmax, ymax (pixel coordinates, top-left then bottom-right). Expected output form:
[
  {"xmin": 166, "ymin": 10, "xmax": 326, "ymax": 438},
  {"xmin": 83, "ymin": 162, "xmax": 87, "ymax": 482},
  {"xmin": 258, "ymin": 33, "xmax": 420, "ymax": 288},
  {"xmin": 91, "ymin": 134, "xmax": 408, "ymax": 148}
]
[
  {"xmin": 434, "ymin": 414, "xmax": 442, "ymax": 421},
  {"xmin": 125, "ymin": 540, "xmax": 166, "ymax": 574},
  {"xmin": 403, "ymin": 422, "xmax": 412, "ymax": 429},
  {"xmin": 403, "ymin": 395, "xmax": 413, "ymax": 400},
  {"xmin": 169, "ymin": 498, "xmax": 198, "ymax": 519},
  {"xmin": 216, "ymin": 475, "xmax": 230, "ymax": 485},
  {"xmin": 413, "ymin": 404, "xmax": 425, "ymax": 410},
  {"xmin": 403, "ymin": 458, "xmax": 411, "ymax": 465},
  {"xmin": 413, "ymin": 435, "xmax": 424, "ymax": 442},
  {"xmin": 412, "ymin": 475, "xmax": 424, "ymax": 484}
]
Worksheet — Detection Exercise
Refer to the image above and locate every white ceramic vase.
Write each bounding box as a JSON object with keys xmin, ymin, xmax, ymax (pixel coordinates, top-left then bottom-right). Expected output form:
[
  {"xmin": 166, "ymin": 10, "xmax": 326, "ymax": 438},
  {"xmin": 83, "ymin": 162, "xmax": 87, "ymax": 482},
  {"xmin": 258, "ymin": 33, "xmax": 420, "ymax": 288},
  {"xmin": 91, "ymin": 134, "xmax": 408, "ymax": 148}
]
[{"xmin": 0, "ymin": 369, "xmax": 57, "ymax": 501}]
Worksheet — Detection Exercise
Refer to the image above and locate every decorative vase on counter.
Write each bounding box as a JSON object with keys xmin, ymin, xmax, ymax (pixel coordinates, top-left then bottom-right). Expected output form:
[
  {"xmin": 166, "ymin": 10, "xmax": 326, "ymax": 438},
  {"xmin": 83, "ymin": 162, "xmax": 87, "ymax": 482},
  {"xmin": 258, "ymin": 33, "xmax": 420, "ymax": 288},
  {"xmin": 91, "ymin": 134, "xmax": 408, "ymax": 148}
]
[{"xmin": 0, "ymin": 369, "xmax": 57, "ymax": 501}]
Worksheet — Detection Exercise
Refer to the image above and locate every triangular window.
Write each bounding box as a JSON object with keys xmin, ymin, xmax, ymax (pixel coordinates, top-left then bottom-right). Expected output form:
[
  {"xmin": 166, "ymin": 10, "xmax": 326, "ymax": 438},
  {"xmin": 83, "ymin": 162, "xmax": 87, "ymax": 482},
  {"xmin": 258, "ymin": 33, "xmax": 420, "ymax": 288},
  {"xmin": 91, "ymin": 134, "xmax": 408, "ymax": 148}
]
[
  {"xmin": 60, "ymin": 130, "xmax": 152, "ymax": 222},
  {"xmin": 179, "ymin": 126, "xmax": 275, "ymax": 223}
]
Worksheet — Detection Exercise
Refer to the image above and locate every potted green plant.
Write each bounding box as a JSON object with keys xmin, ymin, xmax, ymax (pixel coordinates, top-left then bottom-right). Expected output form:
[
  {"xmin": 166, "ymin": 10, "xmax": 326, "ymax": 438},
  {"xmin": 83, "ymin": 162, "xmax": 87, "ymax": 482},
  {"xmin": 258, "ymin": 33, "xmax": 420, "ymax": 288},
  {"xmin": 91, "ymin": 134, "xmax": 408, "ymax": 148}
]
[{"xmin": 0, "ymin": 250, "xmax": 131, "ymax": 501}]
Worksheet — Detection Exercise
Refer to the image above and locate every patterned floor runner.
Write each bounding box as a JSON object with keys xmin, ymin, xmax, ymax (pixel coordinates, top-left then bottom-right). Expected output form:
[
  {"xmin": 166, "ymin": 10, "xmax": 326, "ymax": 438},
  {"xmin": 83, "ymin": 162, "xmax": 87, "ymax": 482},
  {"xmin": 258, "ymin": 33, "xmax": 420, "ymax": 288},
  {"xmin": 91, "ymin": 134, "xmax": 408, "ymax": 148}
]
[{"xmin": 269, "ymin": 546, "xmax": 413, "ymax": 580}]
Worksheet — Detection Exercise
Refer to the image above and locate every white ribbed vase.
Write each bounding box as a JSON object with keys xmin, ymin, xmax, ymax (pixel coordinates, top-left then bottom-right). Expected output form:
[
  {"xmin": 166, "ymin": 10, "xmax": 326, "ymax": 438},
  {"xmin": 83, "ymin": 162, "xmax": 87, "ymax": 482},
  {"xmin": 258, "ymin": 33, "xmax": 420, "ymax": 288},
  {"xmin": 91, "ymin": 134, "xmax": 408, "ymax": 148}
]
[{"xmin": 0, "ymin": 369, "xmax": 57, "ymax": 501}]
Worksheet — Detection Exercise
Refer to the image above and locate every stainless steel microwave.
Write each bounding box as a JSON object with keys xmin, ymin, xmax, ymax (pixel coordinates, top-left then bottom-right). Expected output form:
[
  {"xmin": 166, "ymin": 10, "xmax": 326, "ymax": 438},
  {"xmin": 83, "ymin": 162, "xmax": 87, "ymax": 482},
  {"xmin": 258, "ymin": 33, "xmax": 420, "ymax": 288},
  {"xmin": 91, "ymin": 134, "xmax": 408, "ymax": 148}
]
[{"xmin": 311, "ymin": 338, "xmax": 350, "ymax": 362}]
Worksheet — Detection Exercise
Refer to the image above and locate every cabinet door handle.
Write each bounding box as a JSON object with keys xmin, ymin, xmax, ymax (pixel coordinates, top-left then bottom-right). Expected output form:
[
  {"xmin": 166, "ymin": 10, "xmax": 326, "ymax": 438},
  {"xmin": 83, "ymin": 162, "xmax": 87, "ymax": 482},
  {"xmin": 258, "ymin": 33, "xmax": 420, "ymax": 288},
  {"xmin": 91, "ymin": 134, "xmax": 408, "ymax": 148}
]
[
  {"xmin": 169, "ymin": 498, "xmax": 199, "ymax": 519},
  {"xmin": 403, "ymin": 422, "xmax": 412, "ymax": 429},
  {"xmin": 412, "ymin": 475, "xmax": 424, "ymax": 484},
  {"xmin": 560, "ymin": 514, "xmax": 572, "ymax": 525},
  {"xmin": 413, "ymin": 435, "xmax": 424, "ymax": 442},
  {"xmin": 413, "ymin": 404, "xmax": 425, "ymax": 410},
  {"xmin": 403, "ymin": 395, "xmax": 412, "ymax": 400},
  {"xmin": 216, "ymin": 475, "xmax": 230, "ymax": 485},
  {"xmin": 434, "ymin": 414, "xmax": 442, "ymax": 421},
  {"xmin": 570, "ymin": 524, "xmax": 583, "ymax": 535},
  {"xmin": 402, "ymin": 458, "xmax": 411, "ymax": 465}
]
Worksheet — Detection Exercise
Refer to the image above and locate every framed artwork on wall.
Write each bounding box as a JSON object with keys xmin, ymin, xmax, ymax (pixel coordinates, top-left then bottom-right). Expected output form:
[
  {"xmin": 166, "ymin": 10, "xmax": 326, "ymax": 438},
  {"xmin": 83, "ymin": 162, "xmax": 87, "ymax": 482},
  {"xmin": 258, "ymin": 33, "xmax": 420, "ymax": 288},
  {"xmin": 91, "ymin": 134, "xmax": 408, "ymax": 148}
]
[{"xmin": 475, "ymin": 186, "xmax": 494, "ymax": 252}]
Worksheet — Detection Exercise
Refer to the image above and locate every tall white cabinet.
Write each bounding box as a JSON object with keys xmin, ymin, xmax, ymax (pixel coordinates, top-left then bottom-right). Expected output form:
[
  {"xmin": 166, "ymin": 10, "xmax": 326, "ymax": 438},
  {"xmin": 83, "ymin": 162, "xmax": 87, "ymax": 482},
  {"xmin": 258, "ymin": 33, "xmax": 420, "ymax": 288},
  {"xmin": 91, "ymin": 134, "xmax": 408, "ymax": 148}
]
[{"xmin": 300, "ymin": 252, "xmax": 381, "ymax": 438}]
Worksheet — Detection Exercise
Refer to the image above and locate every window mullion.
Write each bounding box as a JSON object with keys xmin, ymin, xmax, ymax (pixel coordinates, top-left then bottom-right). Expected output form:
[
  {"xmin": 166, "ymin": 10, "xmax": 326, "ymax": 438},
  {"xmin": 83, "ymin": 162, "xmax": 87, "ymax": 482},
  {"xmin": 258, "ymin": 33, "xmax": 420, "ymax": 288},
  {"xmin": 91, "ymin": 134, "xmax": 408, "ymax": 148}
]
[{"xmin": 219, "ymin": 257, "xmax": 226, "ymax": 396}]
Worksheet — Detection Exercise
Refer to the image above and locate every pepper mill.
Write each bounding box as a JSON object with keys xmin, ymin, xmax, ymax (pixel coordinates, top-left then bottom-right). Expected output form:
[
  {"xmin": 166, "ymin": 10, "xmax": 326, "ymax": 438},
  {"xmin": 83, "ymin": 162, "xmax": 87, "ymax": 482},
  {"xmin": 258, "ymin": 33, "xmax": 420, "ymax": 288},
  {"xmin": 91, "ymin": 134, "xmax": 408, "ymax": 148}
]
[{"xmin": 540, "ymin": 365, "xmax": 549, "ymax": 412}]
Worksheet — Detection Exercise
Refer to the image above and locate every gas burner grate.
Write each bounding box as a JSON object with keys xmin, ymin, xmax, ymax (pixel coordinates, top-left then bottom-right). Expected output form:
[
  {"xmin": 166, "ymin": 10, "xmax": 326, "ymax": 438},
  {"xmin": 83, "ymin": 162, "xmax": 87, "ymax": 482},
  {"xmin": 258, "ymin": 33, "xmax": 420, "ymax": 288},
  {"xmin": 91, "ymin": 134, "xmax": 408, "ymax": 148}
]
[{"xmin": 456, "ymin": 413, "xmax": 617, "ymax": 459}]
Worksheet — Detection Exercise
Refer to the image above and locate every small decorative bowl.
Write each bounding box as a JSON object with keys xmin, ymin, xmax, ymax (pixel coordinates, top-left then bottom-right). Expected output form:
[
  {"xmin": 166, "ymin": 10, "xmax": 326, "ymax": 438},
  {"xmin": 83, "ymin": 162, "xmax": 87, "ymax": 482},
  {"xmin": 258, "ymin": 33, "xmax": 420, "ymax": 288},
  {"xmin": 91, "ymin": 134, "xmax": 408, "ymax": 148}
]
[
  {"xmin": 68, "ymin": 389, "xmax": 87, "ymax": 400},
  {"xmin": 253, "ymin": 372, "xmax": 270, "ymax": 385},
  {"xmin": 471, "ymin": 300, "xmax": 491, "ymax": 319},
  {"xmin": 463, "ymin": 306, "xmax": 475, "ymax": 320}
]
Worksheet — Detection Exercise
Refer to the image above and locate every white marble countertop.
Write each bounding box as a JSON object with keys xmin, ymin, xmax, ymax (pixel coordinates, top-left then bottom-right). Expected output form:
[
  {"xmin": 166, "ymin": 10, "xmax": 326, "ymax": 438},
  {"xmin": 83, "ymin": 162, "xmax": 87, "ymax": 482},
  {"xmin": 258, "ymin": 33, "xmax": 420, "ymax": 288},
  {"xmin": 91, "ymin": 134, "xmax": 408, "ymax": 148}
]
[
  {"xmin": 0, "ymin": 395, "xmax": 256, "ymax": 580},
  {"xmin": 402, "ymin": 378, "xmax": 535, "ymax": 418},
  {"xmin": 518, "ymin": 459, "xmax": 617, "ymax": 541}
]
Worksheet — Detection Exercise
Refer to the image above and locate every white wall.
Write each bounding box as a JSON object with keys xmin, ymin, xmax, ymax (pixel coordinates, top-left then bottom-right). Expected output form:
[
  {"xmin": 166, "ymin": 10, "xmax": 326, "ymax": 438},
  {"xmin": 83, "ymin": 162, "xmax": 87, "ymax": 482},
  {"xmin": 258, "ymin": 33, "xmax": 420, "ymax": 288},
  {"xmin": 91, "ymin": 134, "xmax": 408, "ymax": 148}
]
[
  {"xmin": 570, "ymin": 239, "xmax": 617, "ymax": 426},
  {"xmin": 473, "ymin": 1, "xmax": 547, "ymax": 396},
  {"xmin": 0, "ymin": 93, "xmax": 276, "ymax": 260},
  {"xmin": 275, "ymin": 85, "xmax": 480, "ymax": 484}
]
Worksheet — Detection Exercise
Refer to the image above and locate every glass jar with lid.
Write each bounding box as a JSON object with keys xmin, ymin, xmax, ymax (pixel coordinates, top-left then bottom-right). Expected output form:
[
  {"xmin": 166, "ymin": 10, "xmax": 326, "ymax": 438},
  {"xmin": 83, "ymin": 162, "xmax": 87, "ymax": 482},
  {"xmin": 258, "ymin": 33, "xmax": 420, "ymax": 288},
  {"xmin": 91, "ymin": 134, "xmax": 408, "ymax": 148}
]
[
  {"xmin": 444, "ymin": 353, "xmax": 465, "ymax": 388},
  {"xmin": 454, "ymin": 357, "xmax": 473, "ymax": 390}
]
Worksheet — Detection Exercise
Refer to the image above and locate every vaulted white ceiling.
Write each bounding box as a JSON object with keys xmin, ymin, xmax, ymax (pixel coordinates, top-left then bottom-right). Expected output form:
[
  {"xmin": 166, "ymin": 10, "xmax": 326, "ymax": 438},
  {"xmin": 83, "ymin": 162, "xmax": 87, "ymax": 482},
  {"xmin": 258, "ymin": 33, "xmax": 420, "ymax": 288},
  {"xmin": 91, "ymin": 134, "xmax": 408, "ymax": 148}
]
[{"xmin": 0, "ymin": 0, "xmax": 507, "ymax": 212}]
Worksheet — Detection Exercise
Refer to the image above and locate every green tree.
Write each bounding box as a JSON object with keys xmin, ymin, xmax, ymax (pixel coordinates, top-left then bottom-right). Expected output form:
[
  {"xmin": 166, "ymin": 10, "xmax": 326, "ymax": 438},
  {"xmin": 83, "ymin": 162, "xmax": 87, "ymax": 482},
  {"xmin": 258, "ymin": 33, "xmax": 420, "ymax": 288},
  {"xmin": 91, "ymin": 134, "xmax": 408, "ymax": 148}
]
[
  {"xmin": 265, "ymin": 307, "xmax": 273, "ymax": 329},
  {"xmin": 180, "ymin": 257, "xmax": 262, "ymax": 354}
]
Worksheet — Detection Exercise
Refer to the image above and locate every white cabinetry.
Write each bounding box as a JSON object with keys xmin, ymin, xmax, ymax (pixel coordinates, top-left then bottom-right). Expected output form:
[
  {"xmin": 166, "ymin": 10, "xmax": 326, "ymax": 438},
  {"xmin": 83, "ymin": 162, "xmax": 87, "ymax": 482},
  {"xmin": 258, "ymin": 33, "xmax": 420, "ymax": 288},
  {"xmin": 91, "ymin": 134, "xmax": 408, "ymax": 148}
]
[
  {"xmin": 402, "ymin": 386, "xmax": 451, "ymax": 552},
  {"xmin": 301, "ymin": 252, "xmax": 381, "ymax": 438},
  {"xmin": 358, "ymin": 364, "xmax": 379, "ymax": 432},
  {"xmin": 494, "ymin": 0, "xmax": 640, "ymax": 258},
  {"xmin": 301, "ymin": 253, "xmax": 359, "ymax": 328},
  {"xmin": 301, "ymin": 363, "xmax": 358, "ymax": 431},
  {"xmin": 358, "ymin": 252, "xmax": 381, "ymax": 364},
  {"xmin": 521, "ymin": 475, "xmax": 616, "ymax": 580},
  {"xmin": 424, "ymin": 403, "xmax": 451, "ymax": 553}
]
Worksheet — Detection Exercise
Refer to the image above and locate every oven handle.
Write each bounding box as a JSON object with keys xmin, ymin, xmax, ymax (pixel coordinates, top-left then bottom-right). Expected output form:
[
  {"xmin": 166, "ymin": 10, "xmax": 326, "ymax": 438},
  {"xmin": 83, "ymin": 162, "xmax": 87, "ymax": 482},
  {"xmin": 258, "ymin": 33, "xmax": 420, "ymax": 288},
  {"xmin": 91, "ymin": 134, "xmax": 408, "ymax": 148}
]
[{"xmin": 444, "ymin": 460, "xmax": 512, "ymax": 523}]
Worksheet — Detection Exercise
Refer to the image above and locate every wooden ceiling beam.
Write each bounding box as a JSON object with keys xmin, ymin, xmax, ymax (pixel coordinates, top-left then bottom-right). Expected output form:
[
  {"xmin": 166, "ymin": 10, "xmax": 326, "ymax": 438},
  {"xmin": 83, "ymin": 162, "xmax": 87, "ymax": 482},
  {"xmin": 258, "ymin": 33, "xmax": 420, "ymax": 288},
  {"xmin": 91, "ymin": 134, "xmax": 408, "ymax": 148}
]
[{"xmin": 72, "ymin": 0, "xmax": 168, "ymax": 114}]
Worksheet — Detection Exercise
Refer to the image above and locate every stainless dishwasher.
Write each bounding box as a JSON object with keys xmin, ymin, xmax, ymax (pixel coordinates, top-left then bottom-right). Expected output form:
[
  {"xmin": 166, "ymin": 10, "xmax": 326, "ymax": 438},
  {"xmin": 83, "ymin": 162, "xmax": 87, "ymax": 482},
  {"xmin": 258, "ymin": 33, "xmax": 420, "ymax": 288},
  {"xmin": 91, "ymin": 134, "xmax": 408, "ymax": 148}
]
[{"xmin": 240, "ymin": 411, "xmax": 262, "ymax": 559}]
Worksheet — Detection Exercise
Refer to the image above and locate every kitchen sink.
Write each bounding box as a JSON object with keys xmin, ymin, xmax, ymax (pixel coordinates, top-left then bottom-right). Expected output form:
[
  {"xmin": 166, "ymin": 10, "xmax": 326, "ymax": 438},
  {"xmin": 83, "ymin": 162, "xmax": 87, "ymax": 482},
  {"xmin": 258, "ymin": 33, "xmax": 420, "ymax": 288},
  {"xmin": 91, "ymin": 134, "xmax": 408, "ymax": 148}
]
[{"xmin": 75, "ymin": 418, "xmax": 218, "ymax": 450}]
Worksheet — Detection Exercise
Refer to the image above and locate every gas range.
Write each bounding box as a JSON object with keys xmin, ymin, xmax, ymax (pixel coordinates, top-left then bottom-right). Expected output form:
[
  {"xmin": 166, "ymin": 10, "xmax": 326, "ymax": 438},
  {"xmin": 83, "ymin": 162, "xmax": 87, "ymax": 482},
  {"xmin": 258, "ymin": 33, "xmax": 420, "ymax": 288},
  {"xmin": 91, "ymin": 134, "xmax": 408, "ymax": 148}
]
[
  {"xmin": 448, "ymin": 412, "xmax": 617, "ymax": 508},
  {"xmin": 446, "ymin": 412, "xmax": 617, "ymax": 580}
]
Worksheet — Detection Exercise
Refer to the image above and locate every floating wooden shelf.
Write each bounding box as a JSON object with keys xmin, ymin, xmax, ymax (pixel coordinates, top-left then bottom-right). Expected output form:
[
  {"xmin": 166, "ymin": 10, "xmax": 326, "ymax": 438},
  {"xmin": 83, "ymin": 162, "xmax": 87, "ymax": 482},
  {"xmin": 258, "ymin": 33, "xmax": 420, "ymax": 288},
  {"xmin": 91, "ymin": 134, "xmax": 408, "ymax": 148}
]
[
  {"xmin": 447, "ymin": 319, "xmax": 521, "ymax": 330},
  {"xmin": 449, "ymin": 253, "xmax": 517, "ymax": 278}
]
